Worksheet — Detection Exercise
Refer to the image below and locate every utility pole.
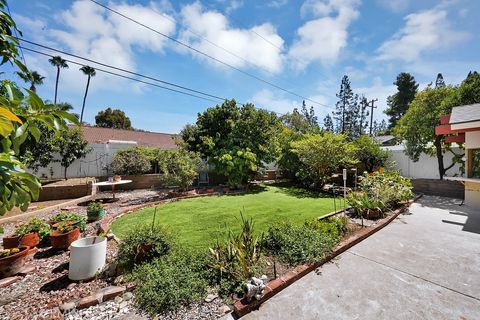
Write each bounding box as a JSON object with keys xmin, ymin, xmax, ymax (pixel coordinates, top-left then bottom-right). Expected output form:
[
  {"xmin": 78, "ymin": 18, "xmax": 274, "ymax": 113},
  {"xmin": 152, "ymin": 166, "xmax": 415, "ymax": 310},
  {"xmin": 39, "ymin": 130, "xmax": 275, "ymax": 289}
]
[{"xmin": 369, "ymin": 99, "xmax": 378, "ymax": 136}]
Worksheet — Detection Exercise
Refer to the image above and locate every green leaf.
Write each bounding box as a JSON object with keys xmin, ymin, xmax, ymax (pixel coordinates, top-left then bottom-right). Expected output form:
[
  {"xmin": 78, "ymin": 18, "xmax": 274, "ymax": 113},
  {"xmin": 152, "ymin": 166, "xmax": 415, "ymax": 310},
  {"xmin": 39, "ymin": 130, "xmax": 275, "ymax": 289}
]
[{"xmin": 28, "ymin": 124, "xmax": 41, "ymax": 142}]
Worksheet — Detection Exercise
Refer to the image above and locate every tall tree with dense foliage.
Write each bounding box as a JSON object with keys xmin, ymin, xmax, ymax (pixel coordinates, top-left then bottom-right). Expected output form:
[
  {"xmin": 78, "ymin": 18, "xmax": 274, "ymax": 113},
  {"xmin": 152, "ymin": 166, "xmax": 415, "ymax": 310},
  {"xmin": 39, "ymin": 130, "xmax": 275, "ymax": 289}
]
[
  {"xmin": 16, "ymin": 70, "xmax": 45, "ymax": 93},
  {"xmin": 0, "ymin": 0, "xmax": 78, "ymax": 214},
  {"xmin": 80, "ymin": 65, "xmax": 96, "ymax": 124},
  {"xmin": 157, "ymin": 149, "xmax": 202, "ymax": 190},
  {"xmin": 435, "ymin": 73, "xmax": 446, "ymax": 88},
  {"xmin": 290, "ymin": 132, "xmax": 357, "ymax": 189},
  {"xmin": 395, "ymin": 73, "xmax": 480, "ymax": 179},
  {"xmin": 323, "ymin": 114, "xmax": 334, "ymax": 132},
  {"xmin": 394, "ymin": 86, "xmax": 459, "ymax": 179},
  {"xmin": 53, "ymin": 128, "xmax": 91, "ymax": 179},
  {"xmin": 181, "ymin": 99, "xmax": 279, "ymax": 187},
  {"xmin": 385, "ymin": 72, "xmax": 418, "ymax": 129},
  {"xmin": 48, "ymin": 56, "xmax": 68, "ymax": 105},
  {"xmin": 352, "ymin": 135, "xmax": 389, "ymax": 172},
  {"xmin": 280, "ymin": 103, "xmax": 320, "ymax": 133},
  {"xmin": 95, "ymin": 107, "xmax": 132, "ymax": 129},
  {"xmin": 333, "ymin": 75, "xmax": 360, "ymax": 139}
]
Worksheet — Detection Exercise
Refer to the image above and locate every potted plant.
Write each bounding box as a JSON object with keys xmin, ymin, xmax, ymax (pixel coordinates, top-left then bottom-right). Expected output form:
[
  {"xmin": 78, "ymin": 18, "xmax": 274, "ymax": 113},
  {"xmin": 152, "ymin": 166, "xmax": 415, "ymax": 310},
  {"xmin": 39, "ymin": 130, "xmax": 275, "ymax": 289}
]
[
  {"xmin": 0, "ymin": 246, "xmax": 30, "ymax": 278},
  {"xmin": 50, "ymin": 221, "xmax": 81, "ymax": 250},
  {"xmin": 87, "ymin": 201, "xmax": 105, "ymax": 222},
  {"xmin": 2, "ymin": 218, "xmax": 50, "ymax": 249},
  {"xmin": 49, "ymin": 212, "xmax": 86, "ymax": 231}
]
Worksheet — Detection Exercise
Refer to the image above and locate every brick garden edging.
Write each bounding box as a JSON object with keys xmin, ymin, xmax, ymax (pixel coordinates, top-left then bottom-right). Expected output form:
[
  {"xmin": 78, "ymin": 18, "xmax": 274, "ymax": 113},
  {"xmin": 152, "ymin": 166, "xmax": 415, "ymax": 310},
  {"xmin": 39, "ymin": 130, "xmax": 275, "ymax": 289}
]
[
  {"xmin": 233, "ymin": 197, "xmax": 420, "ymax": 317},
  {"xmin": 59, "ymin": 283, "xmax": 137, "ymax": 313}
]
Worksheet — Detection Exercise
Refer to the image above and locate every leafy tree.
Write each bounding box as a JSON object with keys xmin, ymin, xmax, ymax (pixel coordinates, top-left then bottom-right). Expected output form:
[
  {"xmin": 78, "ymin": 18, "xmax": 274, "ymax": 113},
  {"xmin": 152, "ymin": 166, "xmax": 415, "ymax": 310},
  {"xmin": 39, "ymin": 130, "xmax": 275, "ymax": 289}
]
[
  {"xmin": 394, "ymin": 86, "xmax": 459, "ymax": 179},
  {"xmin": 280, "ymin": 103, "xmax": 320, "ymax": 134},
  {"xmin": 16, "ymin": 70, "xmax": 44, "ymax": 93},
  {"xmin": 111, "ymin": 148, "xmax": 152, "ymax": 175},
  {"xmin": 290, "ymin": 132, "xmax": 357, "ymax": 189},
  {"xmin": 352, "ymin": 135, "xmax": 390, "ymax": 172},
  {"xmin": 182, "ymin": 99, "xmax": 279, "ymax": 187},
  {"xmin": 333, "ymin": 75, "xmax": 360, "ymax": 139},
  {"xmin": 323, "ymin": 114, "xmax": 334, "ymax": 132},
  {"xmin": 385, "ymin": 72, "xmax": 418, "ymax": 129},
  {"xmin": 455, "ymin": 71, "xmax": 480, "ymax": 105},
  {"xmin": 95, "ymin": 107, "xmax": 132, "ymax": 129},
  {"xmin": 0, "ymin": 1, "xmax": 78, "ymax": 215},
  {"xmin": 435, "ymin": 73, "xmax": 446, "ymax": 88},
  {"xmin": 48, "ymin": 56, "xmax": 68, "ymax": 105},
  {"xmin": 358, "ymin": 96, "xmax": 370, "ymax": 136},
  {"xmin": 53, "ymin": 128, "xmax": 91, "ymax": 179},
  {"xmin": 80, "ymin": 65, "xmax": 96, "ymax": 124},
  {"xmin": 372, "ymin": 119, "xmax": 388, "ymax": 136},
  {"xmin": 157, "ymin": 149, "xmax": 202, "ymax": 190}
]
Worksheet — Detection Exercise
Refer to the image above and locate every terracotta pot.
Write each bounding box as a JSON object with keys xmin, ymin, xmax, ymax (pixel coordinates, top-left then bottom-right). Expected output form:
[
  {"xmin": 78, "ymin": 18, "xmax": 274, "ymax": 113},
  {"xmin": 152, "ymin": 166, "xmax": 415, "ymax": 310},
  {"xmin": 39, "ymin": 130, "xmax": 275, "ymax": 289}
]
[
  {"xmin": 207, "ymin": 188, "xmax": 215, "ymax": 193},
  {"xmin": 365, "ymin": 209, "xmax": 382, "ymax": 219},
  {"xmin": 135, "ymin": 243, "xmax": 154, "ymax": 263},
  {"xmin": 0, "ymin": 246, "xmax": 30, "ymax": 278},
  {"xmin": 87, "ymin": 208, "xmax": 105, "ymax": 222},
  {"xmin": 3, "ymin": 232, "xmax": 39, "ymax": 249},
  {"xmin": 113, "ymin": 175, "xmax": 121, "ymax": 182},
  {"xmin": 50, "ymin": 227, "xmax": 80, "ymax": 250}
]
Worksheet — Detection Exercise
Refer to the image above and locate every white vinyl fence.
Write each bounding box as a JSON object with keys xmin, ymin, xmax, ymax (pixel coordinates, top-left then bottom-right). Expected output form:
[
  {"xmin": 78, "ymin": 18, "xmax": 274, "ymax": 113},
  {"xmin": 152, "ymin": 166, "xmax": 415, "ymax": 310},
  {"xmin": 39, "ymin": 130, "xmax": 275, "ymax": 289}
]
[{"xmin": 384, "ymin": 145, "xmax": 463, "ymax": 179}]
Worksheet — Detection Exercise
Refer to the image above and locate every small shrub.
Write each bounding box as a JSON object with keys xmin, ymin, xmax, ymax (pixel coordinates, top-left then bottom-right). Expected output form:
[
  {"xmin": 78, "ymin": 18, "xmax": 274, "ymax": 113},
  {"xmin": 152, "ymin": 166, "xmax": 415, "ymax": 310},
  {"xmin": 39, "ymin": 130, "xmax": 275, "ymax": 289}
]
[
  {"xmin": 347, "ymin": 191, "xmax": 385, "ymax": 218},
  {"xmin": 117, "ymin": 224, "xmax": 172, "ymax": 271},
  {"xmin": 87, "ymin": 201, "xmax": 103, "ymax": 211},
  {"xmin": 50, "ymin": 212, "xmax": 86, "ymax": 232},
  {"xmin": 111, "ymin": 148, "xmax": 152, "ymax": 175},
  {"xmin": 262, "ymin": 220, "xmax": 340, "ymax": 265},
  {"xmin": 208, "ymin": 211, "xmax": 263, "ymax": 296},
  {"xmin": 14, "ymin": 218, "xmax": 51, "ymax": 240},
  {"xmin": 359, "ymin": 170, "xmax": 413, "ymax": 207},
  {"xmin": 130, "ymin": 249, "xmax": 208, "ymax": 314}
]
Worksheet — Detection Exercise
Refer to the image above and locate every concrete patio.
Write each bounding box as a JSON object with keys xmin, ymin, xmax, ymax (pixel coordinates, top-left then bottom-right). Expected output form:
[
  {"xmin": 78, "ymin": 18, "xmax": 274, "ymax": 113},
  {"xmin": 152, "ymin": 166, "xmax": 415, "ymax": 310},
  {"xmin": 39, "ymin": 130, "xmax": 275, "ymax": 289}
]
[{"xmin": 235, "ymin": 196, "xmax": 480, "ymax": 320}]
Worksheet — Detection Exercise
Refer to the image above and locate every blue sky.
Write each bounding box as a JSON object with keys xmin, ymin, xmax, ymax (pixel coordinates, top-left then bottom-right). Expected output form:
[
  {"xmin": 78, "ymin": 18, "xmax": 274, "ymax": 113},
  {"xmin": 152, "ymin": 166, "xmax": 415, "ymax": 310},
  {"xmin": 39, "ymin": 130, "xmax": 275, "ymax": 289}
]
[{"xmin": 3, "ymin": 0, "xmax": 480, "ymax": 133}]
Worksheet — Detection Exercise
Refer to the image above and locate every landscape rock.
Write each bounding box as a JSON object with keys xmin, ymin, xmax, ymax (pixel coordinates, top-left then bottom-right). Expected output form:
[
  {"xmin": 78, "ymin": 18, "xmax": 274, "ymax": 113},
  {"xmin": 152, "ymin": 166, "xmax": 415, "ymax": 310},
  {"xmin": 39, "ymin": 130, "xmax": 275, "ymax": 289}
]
[
  {"xmin": 205, "ymin": 293, "xmax": 218, "ymax": 303},
  {"xmin": 0, "ymin": 276, "xmax": 20, "ymax": 288},
  {"xmin": 59, "ymin": 301, "xmax": 77, "ymax": 313},
  {"xmin": 220, "ymin": 305, "xmax": 231, "ymax": 314},
  {"xmin": 122, "ymin": 291, "xmax": 133, "ymax": 301}
]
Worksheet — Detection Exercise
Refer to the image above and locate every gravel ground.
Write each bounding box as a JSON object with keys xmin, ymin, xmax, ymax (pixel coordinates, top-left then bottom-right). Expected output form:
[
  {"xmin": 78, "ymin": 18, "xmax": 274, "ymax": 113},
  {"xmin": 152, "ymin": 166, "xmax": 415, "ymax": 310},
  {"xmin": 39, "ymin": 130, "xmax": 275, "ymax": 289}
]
[{"xmin": 65, "ymin": 293, "xmax": 230, "ymax": 320}]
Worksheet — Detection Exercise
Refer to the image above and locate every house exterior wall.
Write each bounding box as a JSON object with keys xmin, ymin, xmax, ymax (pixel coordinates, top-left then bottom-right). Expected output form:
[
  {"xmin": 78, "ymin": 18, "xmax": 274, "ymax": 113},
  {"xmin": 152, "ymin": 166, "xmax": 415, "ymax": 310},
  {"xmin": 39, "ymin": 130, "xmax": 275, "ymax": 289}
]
[
  {"xmin": 384, "ymin": 145, "xmax": 463, "ymax": 179},
  {"xmin": 464, "ymin": 131, "xmax": 480, "ymax": 209}
]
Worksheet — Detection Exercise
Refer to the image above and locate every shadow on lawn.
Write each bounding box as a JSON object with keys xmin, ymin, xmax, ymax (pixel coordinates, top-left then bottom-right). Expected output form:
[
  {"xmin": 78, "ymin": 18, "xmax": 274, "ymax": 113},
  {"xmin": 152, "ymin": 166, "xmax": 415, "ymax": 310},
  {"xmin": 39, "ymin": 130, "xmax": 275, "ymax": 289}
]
[
  {"xmin": 270, "ymin": 182, "xmax": 332, "ymax": 199},
  {"xmin": 226, "ymin": 185, "xmax": 268, "ymax": 196}
]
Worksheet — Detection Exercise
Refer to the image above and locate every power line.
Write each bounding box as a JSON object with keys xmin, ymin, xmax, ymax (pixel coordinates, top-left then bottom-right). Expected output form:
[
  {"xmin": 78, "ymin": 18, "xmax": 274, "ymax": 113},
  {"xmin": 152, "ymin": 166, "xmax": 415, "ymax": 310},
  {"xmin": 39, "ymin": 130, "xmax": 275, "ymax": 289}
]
[
  {"xmin": 20, "ymin": 46, "xmax": 221, "ymax": 104},
  {"xmin": 19, "ymin": 38, "xmax": 227, "ymax": 102},
  {"xmin": 88, "ymin": 0, "xmax": 333, "ymax": 110}
]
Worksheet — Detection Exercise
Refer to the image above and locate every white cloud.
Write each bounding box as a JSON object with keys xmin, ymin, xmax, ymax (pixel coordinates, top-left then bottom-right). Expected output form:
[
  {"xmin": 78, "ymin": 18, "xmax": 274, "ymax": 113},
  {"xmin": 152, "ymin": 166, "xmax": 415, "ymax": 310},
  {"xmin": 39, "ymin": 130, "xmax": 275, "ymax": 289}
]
[
  {"xmin": 376, "ymin": 8, "xmax": 470, "ymax": 62},
  {"xmin": 251, "ymin": 89, "xmax": 301, "ymax": 114},
  {"xmin": 178, "ymin": 2, "xmax": 285, "ymax": 73},
  {"xmin": 376, "ymin": 0, "xmax": 412, "ymax": 13},
  {"xmin": 251, "ymin": 89, "xmax": 332, "ymax": 122},
  {"xmin": 288, "ymin": 0, "xmax": 360, "ymax": 68},
  {"xmin": 267, "ymin": 0, "xmax": 288, "ymax": 8}
]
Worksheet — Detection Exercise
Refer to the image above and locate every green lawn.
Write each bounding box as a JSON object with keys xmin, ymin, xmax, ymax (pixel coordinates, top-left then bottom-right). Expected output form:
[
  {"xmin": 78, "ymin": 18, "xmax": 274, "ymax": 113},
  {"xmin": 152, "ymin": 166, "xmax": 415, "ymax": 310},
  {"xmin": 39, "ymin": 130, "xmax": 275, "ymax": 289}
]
[{"xmin": 111, "ymin": 184, "xmax": 337, "ymax": 249}]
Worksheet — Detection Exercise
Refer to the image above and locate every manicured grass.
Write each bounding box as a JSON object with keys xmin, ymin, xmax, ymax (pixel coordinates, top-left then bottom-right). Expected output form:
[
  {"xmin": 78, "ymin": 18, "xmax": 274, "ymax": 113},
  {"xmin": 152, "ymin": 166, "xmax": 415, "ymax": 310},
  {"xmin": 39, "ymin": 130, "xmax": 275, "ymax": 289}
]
[{"xmin": 111, "ymin": 184, "xmax": 337, "ymax": 249}]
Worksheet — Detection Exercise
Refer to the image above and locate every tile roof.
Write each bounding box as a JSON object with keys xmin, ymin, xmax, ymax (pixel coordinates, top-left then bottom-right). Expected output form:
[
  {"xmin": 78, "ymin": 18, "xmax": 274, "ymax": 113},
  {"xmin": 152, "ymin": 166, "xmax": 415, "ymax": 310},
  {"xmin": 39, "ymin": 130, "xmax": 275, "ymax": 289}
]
[
  {"xmin": 450, "ymin": 103, "xmax": 480, "ymax": 124},
  {"xmin": 76, "ymin": 126, "xmax": 178, "ymax": 149}
]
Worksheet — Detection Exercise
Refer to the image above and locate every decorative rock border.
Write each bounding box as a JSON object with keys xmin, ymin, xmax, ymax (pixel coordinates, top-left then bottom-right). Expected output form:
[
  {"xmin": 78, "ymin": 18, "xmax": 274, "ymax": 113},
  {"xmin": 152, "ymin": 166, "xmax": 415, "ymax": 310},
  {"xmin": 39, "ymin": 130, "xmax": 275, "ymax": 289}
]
[
  {"xmin": 233, "ymin": 197, "xmax": 420, "ymax": 317},
  {"xmin": 59, "ymin": 283, "xmax": 137, "ymax": 313}
]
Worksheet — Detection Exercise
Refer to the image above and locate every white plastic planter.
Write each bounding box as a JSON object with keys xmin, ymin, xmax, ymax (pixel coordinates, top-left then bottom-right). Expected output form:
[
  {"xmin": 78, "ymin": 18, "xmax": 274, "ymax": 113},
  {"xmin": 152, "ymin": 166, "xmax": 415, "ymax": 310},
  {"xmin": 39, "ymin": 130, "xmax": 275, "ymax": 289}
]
[{"xmin": 69, "ymin": 236, "xmax": 107, "ymax": 281}]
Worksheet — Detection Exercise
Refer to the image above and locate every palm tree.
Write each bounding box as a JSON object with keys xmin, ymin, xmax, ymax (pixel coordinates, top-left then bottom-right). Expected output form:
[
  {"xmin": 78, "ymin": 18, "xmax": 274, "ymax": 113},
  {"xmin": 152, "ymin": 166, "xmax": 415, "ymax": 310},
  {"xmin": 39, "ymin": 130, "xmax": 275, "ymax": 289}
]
[
  {"xmin": 16, "ymin": 70, "xmax": 45, "ymax": 93},
  {"xmin": 79, "ymin": 65, "xmax": 96, "ymax": 124},
  {"xmin": 48, "ymin": 56, "xmax": 68, "ymax": 105}
]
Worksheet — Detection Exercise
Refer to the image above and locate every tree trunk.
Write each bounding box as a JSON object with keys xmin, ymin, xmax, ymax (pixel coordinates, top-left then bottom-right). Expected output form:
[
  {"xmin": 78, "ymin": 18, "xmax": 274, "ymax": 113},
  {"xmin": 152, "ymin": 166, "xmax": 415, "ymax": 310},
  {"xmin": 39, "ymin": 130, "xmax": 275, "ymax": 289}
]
[
  {"xmin": 54, "ymin": 67, "xmax": 60, "ymax": 105},
  {"xmin": 434, "ymin": 136, "xmax": 445, "ymax": 180},
  {"xmin": 80, "ymin": 76, "xmax": 91, "ymax": 124},
  {"xmin": 64, "ymin": 166, "xmax": 68, "ymax": 180}
]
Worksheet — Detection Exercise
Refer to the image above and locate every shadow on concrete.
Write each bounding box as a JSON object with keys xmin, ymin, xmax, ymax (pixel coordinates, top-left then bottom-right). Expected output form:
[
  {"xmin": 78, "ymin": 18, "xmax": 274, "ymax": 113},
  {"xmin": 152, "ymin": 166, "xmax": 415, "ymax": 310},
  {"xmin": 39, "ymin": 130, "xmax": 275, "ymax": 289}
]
[{"xmin": 418, "ymin": 196, "xmax": 480, "ymax": 235}]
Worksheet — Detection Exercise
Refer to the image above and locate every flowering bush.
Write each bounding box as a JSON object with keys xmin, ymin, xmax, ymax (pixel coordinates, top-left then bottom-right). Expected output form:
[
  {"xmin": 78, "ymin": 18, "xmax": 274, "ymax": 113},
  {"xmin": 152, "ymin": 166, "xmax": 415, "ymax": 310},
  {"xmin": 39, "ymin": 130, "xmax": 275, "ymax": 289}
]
[{"xmin": 359, "ymin": 170, "xmax": 413, "ymax": 208}]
